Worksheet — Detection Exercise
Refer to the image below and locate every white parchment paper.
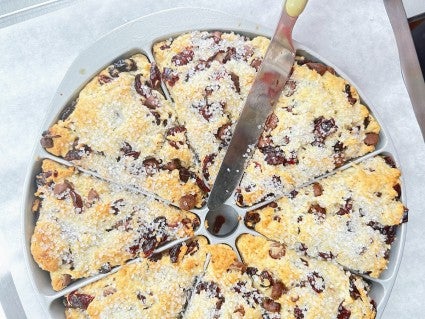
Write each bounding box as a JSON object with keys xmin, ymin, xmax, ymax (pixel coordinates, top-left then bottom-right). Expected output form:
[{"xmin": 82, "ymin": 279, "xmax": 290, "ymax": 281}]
[{"xmin": 0, "ymin": 0, "xmax": 424, "ymax": 318}]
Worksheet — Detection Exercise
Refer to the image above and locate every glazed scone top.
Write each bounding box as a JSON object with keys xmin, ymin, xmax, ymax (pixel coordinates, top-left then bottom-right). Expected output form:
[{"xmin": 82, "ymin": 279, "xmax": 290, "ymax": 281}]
[
  {"xmin": 154, "ymin": 32, "xmax": 270, "ymax": 185},
  {"xmin": 41, "ymin": 53, "xmax": 206, "ymax": 209},
  {"xmin": 237, "ymin": 58, "xmax": 380, "ymax": 206},
  {"xmin": 63, "ymin": 236, "xmax": 376, "ymax": 319},
  {"xmin": 185, "ymin": 243, "xmax": 267, "ymax": 318},
  {"xmin": 154, "ymin": 31, "xmax": 380, "ymax": 206},
  {"xmin": 31, "ymin": 159, "xmax": 198, "ymax": 290},
  {"xmin": 45, "ymin": 55, "xmax": 179, "ymax": 161},
  {"xmin": 64, "ymin": 237, "xmax": 209, "ymax": 319},
  {"xmin": 237, "ymin": 234, "xmax": 376, "ymax": 319},
  {"xmin": 246, "ymin": 156, "xmax": 406, "ymax": 277}
]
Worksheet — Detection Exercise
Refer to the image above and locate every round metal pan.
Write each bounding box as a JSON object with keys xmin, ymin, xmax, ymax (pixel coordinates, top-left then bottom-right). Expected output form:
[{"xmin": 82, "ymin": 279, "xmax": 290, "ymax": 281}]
[{"xmin": 22, "ymin": 7, "xmax": 407, "ymax": 319}]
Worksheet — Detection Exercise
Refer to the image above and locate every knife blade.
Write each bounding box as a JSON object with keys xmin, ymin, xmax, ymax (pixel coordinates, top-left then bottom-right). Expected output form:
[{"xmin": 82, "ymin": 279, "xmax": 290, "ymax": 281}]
[{"xmin": 208, "ymin": 0, "xmax": 308, "ymax": 210}]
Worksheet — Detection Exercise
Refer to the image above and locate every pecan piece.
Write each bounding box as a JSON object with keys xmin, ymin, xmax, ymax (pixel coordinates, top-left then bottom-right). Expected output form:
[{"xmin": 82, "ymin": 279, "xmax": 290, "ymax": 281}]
[
  {"xmin": 262, "ymin": 298, "xmax": 281, "ymax": 313},
  {"xmin": 364, "ymin": 133, "xmax": 379, "ymax": 146},
  {"xmin": 211, "ymin": 31, "xmax": 222, "ymax": 44},
  {"xmin": 53, "ymin": 181, "xmax": 72, "ymax": 199},
  {"xmin": 70, "ymin": 189, "xmax": 83, "ymax": 211},
  {"xmin": 40, "ymin": 134, "xmax": 54, "ymax": 149},
  {"xmin": 179, "ymin": 194, "xmax": 196, "ymax": 210},
  {"xmin": 271, "ymin": 280, "xmax": 287, "ymax": 300},
  {"xmin": 87, "ymin": 189, "xmax": 99, "ymax": 203},
  {"xmin": 312, "ymin": 183, "xmax": 323, "ymax": 197},
  {"xmin": 228, "ymin": 261, "xmax": 247, "ymax": 273},
  {"xmin": 64, "ymin": 149, "xmax": 82, "ymax": 161}
]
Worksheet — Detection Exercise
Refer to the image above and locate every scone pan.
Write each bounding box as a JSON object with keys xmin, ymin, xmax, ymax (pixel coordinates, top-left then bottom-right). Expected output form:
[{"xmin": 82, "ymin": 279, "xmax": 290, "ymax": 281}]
[{"xmin": 21, "ymin": 7, "xmax": 407, "ymax": 319}]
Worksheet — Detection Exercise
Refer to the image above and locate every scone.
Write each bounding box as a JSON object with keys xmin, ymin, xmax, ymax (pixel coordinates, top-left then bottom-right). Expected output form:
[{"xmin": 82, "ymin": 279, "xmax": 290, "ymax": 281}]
[
  {"xmin": 237, "ymin": 234, "xmax": 376, "ymax": 319},
  {"xmin": 244, "ymin": 156, "xmax": 407, "ymax": 277},
  {"xmin": 63, "ymin": 237, "xmax": 208, "ymax": 319},
  {"xmin": 185, "ymin": 244, "xmax": 269, "ymax": 318},
  {"xmin": 154, "ymin": 31, "xmax": 269, "ymax": 186},
  {"xmin": 31, "ymin": 160, "xmax": 198, "ymax": 290},
  {"xmin": 40, "ymin": 53, "xmax": 207, "ymax": 209},
  {"xmin": 28, "ymin": 29, "xmax": 407, "ymax": 319},
  {"xmin": 237, "ymin": 57, "xmax": 380, "ymax": 206}
]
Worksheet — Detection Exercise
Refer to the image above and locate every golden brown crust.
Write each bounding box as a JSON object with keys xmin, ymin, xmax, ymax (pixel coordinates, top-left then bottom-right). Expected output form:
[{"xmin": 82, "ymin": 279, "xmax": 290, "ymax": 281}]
[
  {"xmin": 247, "ymin": 156, "xmax": 405, "ymax": 277},
  {"xmin": 185, "ymin": 244, "xmax": 267, "ymax": 318},
  {"xmin": 41, "ymin": 54, "xmax": 205, "ymax": 208},
  {"xmin": 237, "ymin": 59, "xmax": 380, "ymax": 206},
  {"xmin": 154, "ymin": 32, "xmax": 380, "ymax": 206},
  {"xmin": 237, "ymin": 234, "xmax": 376, "ymax": 319},
  {"xmin": 31, "ymin": 159, "xmax": 198, "ymax": 290},
  {"xmin": 64, "ymin": 237, "xmax": 208, "ymax": 319},
  {"xmin": 153, "ymin": 31, "xmax": 269, "ymax": 187}
]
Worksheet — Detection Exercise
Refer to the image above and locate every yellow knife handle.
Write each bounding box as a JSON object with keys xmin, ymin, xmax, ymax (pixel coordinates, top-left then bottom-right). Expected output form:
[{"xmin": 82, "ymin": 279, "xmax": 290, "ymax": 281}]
[{"xmin": 285, "ymin": 0, "xmax": 308, "ymax": 17}]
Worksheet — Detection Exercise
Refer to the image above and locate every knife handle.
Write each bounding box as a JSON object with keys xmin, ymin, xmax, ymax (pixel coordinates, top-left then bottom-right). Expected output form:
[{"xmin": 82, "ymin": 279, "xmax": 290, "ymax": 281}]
[{"xmin": 285, "ymin": 0, "xmax": 308, "ymax": 17}]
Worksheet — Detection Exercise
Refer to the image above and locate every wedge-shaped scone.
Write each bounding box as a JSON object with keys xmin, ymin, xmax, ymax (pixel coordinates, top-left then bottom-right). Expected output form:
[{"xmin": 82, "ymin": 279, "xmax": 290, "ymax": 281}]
[
  {"xmin": 63, "ymin": 237, "xmax": 208, "ymax": 319},
  {"xmin": 244, "ymin": 156, "xmax": 407, "ymax": 277},
  {"xmin": 154, "ymin": 31, "xmax": 269, "ymax": 185},
  {"xmin": 185, "ymin": 244, "xmax": 275, "ymax": 318},
  {"xmin": 31, "ymin": 160, "xmax": 198, "ymax": 290},
  {"xmin": 237, "ymin": 58, "xmax": 381, "ymax": 206},
  {"xmin": 238, "ymin": 235, "xmax": 376, "ymax": 319},
  {"xmin": 40, "ymin": 53, "xmax": 206, "ymax": 209}
]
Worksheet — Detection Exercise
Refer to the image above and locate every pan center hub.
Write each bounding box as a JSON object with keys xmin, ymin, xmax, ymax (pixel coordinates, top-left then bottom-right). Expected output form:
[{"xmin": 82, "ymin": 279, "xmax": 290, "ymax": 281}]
[{"xmin": 205, "ymin": 204, "xmax": 239, "ymax": 237}]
